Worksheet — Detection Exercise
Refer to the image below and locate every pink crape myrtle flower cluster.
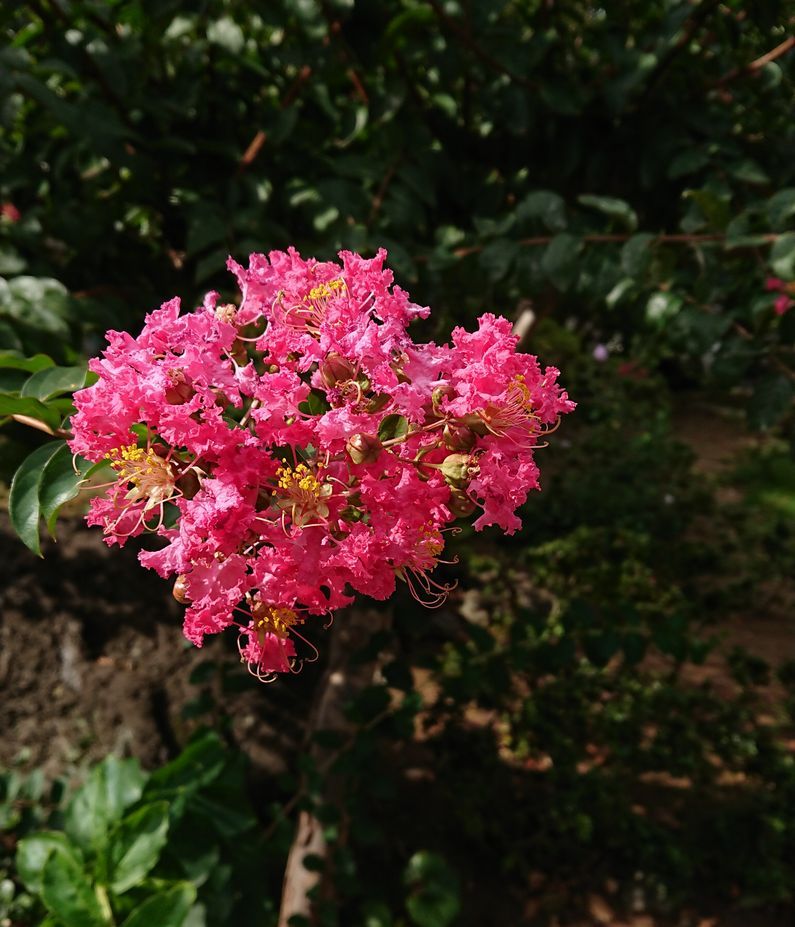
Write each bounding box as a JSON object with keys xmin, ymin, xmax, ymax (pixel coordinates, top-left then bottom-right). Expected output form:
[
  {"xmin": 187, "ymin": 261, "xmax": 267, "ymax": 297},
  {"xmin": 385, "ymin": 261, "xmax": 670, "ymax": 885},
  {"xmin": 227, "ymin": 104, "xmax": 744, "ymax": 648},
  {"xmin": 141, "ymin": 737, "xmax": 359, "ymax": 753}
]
[{"xmin": 69, "ymin": 248, "xmax": 574, "ymax": 681}]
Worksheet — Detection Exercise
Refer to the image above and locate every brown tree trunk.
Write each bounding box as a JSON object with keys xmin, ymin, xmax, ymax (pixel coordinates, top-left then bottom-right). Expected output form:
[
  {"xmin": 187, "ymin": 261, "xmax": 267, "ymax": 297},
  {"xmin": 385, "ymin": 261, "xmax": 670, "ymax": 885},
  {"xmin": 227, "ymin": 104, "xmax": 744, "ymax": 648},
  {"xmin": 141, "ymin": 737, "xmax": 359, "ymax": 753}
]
[{"xmin": 277, "ymin": 606, "xmax": 391, "ymax": 926}]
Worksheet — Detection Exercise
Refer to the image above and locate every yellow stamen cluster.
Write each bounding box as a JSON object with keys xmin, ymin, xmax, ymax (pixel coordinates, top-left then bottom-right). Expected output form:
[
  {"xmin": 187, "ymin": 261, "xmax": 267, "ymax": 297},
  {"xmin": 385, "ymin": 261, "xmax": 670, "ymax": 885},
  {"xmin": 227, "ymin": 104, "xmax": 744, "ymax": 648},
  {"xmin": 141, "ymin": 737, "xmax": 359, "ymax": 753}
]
[
  {"xmin": 276, "ymin": 462, "xmax": 322, "ymax": 496},
  {"xmin": 307, "ymin": 278, "xmax": 345, "ymax": 303},
  {"xmin": 509, "ymin": 373, "xmax": 533, "ymax": 410},
  {"xmin": 274, "ymin": 462, "xmax": 333, "ymax": 526},
  {"xmin": 419, "ymin": 522, "xmax": 444, "ymax": 558},
  {"xmin": 253, "ymin": 603, "xmax": 298, "ymax": 640},
  {"xmin": 106, "ymin": 445, "xmax": 175, "ymax": 508}
]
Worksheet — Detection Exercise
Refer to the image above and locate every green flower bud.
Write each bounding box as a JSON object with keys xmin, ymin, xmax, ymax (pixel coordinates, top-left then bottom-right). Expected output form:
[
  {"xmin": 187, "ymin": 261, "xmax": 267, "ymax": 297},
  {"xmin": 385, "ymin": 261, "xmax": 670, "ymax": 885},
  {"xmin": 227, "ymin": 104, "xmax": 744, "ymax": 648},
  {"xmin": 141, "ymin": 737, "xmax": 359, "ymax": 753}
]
[
  {"xmin": 443, "ymin": 423, "xmax": 476, "ymax": 451},
  {"xmin": 319, "ymin": 352, "xmax": 356, "ymax": 389},
  {"xmin": 346, "ymin": 433, "xmax": 383, "ymax": 465},
  {"xmin": 432, "ymin": 383, "xmax": 455, "ymax": 412},
  {"xmin": 440, "ymin": 453, "xmax": 478, "ymax": 488}
]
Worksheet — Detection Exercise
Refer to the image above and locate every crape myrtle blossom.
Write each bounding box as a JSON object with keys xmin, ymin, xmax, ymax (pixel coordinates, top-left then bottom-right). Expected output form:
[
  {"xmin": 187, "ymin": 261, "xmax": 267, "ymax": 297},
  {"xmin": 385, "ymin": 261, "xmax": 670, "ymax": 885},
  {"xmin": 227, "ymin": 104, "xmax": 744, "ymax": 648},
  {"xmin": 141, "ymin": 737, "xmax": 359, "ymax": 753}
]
[{"xmin": 70, "ymin": 248, "xmax": 574, "ymax": 681}]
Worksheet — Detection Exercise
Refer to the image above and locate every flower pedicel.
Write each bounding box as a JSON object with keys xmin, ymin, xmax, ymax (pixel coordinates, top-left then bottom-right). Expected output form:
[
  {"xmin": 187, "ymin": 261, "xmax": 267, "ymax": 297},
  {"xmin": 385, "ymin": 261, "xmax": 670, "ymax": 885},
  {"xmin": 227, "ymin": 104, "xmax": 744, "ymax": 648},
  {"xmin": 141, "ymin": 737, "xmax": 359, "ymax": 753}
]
[{"xmin": 69, "ymin": 248, "xmax": 575, "ymax": 681}]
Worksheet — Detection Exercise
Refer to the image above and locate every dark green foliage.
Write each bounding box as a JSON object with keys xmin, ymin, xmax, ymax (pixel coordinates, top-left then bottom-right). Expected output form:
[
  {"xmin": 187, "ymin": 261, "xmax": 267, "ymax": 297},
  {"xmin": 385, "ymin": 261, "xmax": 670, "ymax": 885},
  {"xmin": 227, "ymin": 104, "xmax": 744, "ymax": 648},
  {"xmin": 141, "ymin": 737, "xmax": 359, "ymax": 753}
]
[{"xmin": 0, "ymin": 0, "xmax": 793, "ymax": 423}]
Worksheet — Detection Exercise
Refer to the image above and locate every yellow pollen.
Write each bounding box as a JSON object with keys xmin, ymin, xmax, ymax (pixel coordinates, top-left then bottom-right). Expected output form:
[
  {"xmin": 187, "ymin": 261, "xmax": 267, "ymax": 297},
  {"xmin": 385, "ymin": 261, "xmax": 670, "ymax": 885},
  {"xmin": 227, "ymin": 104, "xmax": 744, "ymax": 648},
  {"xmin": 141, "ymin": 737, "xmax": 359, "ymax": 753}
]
[
  {"xmin": 274, "ymin": 462, "xmax": 332, "ymax": 526},
  {"xmin": 276, "ymin": 463, "xmax": 323, "ymax": 496},
  {"xmin": 419, "ymin": 523, "xmax": 444, "ymax": 558},
  {"xmin": 253, "ymin": 604, "xmax": 298, "ymax": 639},
  {"xmin": 307, "ymin": 278, "xmax": 345, "ymax": 303},
  {"xmin": 509, "ymin": 374, "xmax": 533, "ymax": 410},
  {"xmin": 105, "ymin": 444, "xmax": 175, "ymax": 508}
]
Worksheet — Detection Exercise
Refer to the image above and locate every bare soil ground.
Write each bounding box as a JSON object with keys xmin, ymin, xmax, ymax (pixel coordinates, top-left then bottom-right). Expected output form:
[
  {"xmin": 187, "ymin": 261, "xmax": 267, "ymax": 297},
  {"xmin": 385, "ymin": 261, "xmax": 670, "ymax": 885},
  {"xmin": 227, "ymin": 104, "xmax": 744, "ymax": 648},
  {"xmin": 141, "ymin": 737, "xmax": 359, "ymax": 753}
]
[{"xmin": 0, "ymin": 514, "xmax": 307, "ymax": 782}]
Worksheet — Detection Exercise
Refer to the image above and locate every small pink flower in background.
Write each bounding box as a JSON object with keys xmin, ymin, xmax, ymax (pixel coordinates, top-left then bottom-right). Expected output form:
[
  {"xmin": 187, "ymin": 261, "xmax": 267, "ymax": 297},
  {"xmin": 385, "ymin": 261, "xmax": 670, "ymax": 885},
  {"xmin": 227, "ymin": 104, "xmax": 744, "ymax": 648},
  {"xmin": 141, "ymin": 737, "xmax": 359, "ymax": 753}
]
[
  {"xmin": 592, "ymin": 344, "xmax": 609, "ymax": 362},
  {"xmin": 765, "ymin": 277, "xmax": 795, "ymax": 315},
  {"xmin": 617, "ymin": 360, "xmax": 648, "ymax": 380},
  {"xmin": 0, "ymin": 202, "xmax": 21, "ymax": 223}
]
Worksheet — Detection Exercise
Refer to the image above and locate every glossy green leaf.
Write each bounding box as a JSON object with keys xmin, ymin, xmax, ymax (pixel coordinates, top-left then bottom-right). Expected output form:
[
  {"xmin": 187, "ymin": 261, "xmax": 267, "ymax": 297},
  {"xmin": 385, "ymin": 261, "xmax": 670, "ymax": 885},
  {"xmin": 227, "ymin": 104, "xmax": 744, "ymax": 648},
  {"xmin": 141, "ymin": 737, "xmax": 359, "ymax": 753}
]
[
  {"xmin": 621, "ymin": 233, "xmax": 655, "ymax": 278},
  {"xmin": 541, "ymin": 234, "xmax": 582, "ymax": 291},
  {"xmin": 515, "ymin": 190, "xmax": 567, "ymax": 232},
  {"xmin": 0, "ymin": 368, "xmax": 27, "ymax": 392},
  {"xmin": 41, "ymin": 851, "xmax": 108, "ymax": 927},
  {"xmin": 120, "ymin": 883, "xmax": 197, "ymax": 927},
  {"xmin": 404, "ymin": 851, "xmax": 460, "ymax": 927},
  {"xmin": 106, "ymin": 802, "xmax": 170, "ymax": 894},
  {"xmin": 20, "ymin": 365, "xmax": 89, "ymax": 401},
  {"xmin": 8, "ymin": 440, "xmax": 65, "ymax": 555},
  {"xmin": 16, "ymin": 831, "xmax": 83, "ymax": 895},
  {"xmin": 0, "ymin": 351, "xmax": 55, "ymax": 372},
  {"xmin": 605, "ymin": 278, "xmax": 635, "ymax": 308},
  {"xmin": 769, "ymin": 233, "xmax": 795, "ymax": 280},
  {"xmin": 766, "ymin": 189, "xmax": 795, "ymax": 231},
  {"xmin": 3, "ymin": 276, "xmax": 71, "ymax": 337},
  {"xmin": 40, "ymin": 445, "xmax": 98, "ymax": 537},
  {"xmin": 146, "ymin": 734, "xmax": 227, "ymax": 798},
  {"xmin": 646, "ymin": 292, "xmax": 683, "ymax": 327},
  {"xmin": 378, "ymin": 414, "xmax": 409, "ymax": 443},
  {"xmin": 578, "ymin": 194, "xmax": 638, "ymax": 231},
  {"xmin": 0, "ymin": 393, "xmax": 62, "ymax": 431},
  {"xmin": 64, "ymin": 756, "xmax": 147, "ymax": 853},
  {"xmin": 478, "ymin": 238, "xmax": 519, "ymax": 281},
  {"xmin": 298, "ymin": 390, "xmax": 331, "ymax": 415},
  {"xmin": 0, "ymin": 245, "xmax": 25, "ymax": 275}
]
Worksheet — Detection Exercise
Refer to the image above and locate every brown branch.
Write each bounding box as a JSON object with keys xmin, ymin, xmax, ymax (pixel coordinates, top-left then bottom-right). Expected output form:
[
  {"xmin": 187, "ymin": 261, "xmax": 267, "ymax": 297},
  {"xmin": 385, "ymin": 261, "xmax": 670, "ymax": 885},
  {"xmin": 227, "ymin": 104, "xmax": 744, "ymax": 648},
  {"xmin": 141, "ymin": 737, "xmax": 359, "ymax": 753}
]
[
  {"xmin": 715, "ymin": 35, "xmax": 795, "ymax": 86},
  {"xmin": 239, "ymin": 66, "xmax": 312, "ymax": 171},
  {"xmin": 425, "ymin": 0, "xmax": 536, "ymax": 90},
  {"xmin": 277, "ymin": 607, "xmax": 392, "ymax": 926},
  {"xmin": 368, "ymin": 156, "xmax": 403, "ymax": 226},
  {"xmin": 319, "ymin": 3, "xmax": 370, "ymax": 105}
]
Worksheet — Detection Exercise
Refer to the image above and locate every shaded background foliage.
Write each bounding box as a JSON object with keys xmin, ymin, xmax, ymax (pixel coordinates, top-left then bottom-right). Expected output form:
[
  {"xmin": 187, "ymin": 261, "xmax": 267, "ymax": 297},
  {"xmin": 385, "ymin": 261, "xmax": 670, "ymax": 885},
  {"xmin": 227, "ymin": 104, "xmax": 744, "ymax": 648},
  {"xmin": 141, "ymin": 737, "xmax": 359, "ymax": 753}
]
[{"xmin": 1, "ymin": 1, "xmax": 794, "ymax": 926}]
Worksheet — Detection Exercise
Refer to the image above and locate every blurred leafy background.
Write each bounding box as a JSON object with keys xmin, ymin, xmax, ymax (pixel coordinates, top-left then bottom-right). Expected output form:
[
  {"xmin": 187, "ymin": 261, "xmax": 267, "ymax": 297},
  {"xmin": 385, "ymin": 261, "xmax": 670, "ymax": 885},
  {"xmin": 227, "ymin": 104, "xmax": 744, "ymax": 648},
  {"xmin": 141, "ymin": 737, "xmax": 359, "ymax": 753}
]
[{"xmin": 1, "ymin": 1, "xmax": 794, "ymax": 925}]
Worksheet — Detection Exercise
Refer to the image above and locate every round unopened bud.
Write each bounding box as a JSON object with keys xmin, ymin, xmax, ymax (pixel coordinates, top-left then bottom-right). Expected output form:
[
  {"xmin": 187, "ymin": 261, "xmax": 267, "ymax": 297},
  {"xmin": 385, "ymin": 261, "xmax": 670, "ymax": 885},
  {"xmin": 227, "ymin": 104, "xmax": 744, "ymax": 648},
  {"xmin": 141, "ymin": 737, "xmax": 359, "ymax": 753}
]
[
  {"xmin": 448, "ymin": 487, "xmax": 477, "ymax": 518},
  {"xmin": 165, "ymin": 370, "xmax": 194, "ymax": 405},
  {"xmin": 439, "ymin": 453, "xmax": 478, "ymax": 488},
  {"xmin": 346, "ymin": 433, "xmax": 382, "ymax": 465},
  {"xmin": 443, "ymin": 423, "xmax": 476, "ymax": 452},
  {"xmin": 319, "ymin": 352, "xmax": 356, "ymax": 389},
  {"xmin": 176, "ymin": 468, "xmax": 200, "ymax": 500},
  {"xmin": 172, "ymin": 575, "xmax": 190, "ymax": 604},
  {"xmin": 432, "ymin": 384, "xmax": 455, "ymax": 412}
]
